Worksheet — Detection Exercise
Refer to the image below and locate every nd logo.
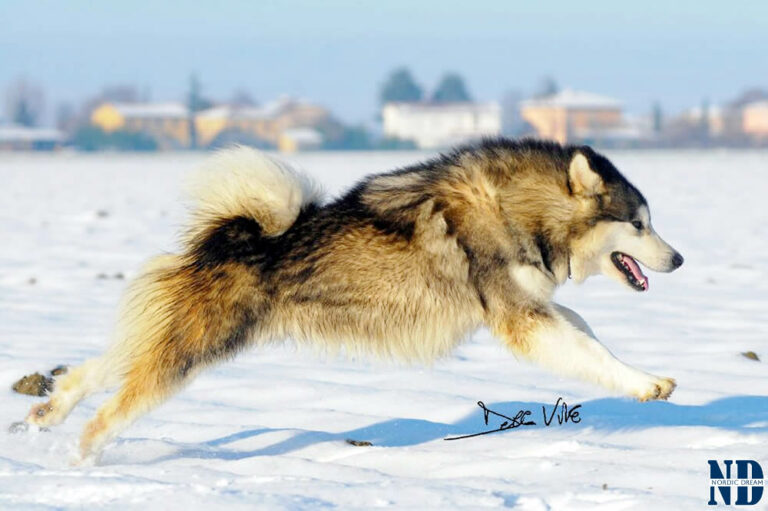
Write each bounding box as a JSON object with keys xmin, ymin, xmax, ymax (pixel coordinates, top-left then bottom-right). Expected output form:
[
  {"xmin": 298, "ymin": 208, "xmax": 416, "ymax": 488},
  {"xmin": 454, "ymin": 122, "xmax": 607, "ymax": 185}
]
[{"xmin": 708, "ymin": 460, "xmax": 765, "ymax": 506}]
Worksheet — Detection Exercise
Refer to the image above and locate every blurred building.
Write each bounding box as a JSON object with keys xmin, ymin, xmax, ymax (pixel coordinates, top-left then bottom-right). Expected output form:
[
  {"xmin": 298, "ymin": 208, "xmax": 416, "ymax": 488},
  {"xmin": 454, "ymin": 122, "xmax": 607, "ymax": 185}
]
[
  {"xmin": 500, "ymin": 90, "xmax": 534, "ymax": 137},
  {"xmin": 741, "ymin": 101, "xmax": 768, "ymax": 141},
  {"xmin": 195, "ymin": 105, "xmax": 273, "ymax": 147},
  {"xmin": 278, "ymin": 127, "xmax": 323, "ymax": 152},
  {"xmin": 196, "ymin": 97, "xmax": 330, "ymax": 148},
  {"xmin": 681, "ymin": 104, "xmax": 724, "ymax": 137},
  {"xmin": 520, "ymin": 89, "xmax": 623, "ymax": 144},
  {"xmin": 665, "ymin": 99, "xmax": 768, "ymax": 146},
  {"xmin": 381, "ymin": 102, "xmax": 501, "ymax": 149},
  {"xmin": 90, "ymin": 102, "xmax": 190, "ymax": 148},
  {"xmin": 90, "ymin": 97, "xmax": 330, "ymax": 150},
  {"xmin": 0, "ymin": 125, "xmax": 63, "ymax": 150}
]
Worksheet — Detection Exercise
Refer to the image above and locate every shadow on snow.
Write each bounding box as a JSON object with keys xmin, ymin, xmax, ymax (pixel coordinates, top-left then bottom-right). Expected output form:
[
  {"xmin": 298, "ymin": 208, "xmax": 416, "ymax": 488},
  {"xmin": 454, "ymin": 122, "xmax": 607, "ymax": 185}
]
[{"xmin": 138, "ymin": 395, "xmax": 768, "ymax": 464}]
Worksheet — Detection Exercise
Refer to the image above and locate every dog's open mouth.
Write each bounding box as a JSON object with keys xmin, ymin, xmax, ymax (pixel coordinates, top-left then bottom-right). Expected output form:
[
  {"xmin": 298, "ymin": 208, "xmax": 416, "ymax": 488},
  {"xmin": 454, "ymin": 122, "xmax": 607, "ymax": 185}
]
[{"xmin": 611, "ymin": 252, "xmax": 648, "ymax": 291}]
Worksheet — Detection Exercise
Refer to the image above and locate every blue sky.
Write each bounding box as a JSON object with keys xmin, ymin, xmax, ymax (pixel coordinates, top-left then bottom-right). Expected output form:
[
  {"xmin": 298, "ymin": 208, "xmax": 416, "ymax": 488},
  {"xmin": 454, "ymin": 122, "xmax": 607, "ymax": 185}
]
[{"xmin": 2, "ymin": 0, "xmax": 767, "ymax": 124}]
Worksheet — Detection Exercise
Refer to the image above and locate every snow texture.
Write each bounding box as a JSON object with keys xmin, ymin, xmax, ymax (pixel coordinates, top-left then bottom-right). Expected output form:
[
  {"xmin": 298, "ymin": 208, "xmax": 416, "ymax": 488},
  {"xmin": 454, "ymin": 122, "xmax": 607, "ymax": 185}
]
[{"xmin": 1, "ymin": 150, "xmax": 767, "ymax": 510}]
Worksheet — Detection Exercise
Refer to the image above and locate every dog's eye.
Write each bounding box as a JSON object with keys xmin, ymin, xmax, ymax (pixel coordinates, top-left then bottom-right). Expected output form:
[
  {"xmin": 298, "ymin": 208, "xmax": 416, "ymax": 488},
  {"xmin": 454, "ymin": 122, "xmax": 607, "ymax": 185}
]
[{"xmin": 631, "ymin": 220, "xmax": 643, "ymax": 230}]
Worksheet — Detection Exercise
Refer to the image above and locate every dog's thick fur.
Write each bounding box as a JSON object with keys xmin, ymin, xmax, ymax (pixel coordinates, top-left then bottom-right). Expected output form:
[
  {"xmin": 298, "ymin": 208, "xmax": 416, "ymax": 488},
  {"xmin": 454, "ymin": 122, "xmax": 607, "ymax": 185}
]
[{"xmin": 26, "ymin": 139, "xmax": 683, "ymax": 461}]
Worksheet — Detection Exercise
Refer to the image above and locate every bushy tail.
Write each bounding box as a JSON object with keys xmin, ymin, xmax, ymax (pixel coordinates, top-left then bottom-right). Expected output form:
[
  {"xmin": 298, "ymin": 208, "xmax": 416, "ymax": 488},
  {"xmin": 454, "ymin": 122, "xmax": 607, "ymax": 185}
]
[
  {"xmin": 107, "ymin": 148, "xmax": 318, "ymax": 376},
  {"xmin": 112, "ymin": 146, "xmax": 321, "ymax": 366},
  {"xmin": 184, "ymin": 145, "xmax": 322, "ymax": 244}
]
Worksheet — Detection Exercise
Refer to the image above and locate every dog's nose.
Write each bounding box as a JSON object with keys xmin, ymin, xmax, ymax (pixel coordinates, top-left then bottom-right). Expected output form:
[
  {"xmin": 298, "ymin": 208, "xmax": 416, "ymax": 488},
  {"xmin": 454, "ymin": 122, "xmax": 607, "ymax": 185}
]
[{"xmin": 671, "ymin": 252, "xmax": 684, "ymax": 269}]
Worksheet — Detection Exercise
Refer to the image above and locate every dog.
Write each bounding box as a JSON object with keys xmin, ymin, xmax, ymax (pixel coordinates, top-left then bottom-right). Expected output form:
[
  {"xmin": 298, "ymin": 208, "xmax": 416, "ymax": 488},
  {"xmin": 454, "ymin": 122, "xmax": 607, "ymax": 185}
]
[{"xmin": 25, "ymin": 139, "xmax": 683, "ymax": 462}]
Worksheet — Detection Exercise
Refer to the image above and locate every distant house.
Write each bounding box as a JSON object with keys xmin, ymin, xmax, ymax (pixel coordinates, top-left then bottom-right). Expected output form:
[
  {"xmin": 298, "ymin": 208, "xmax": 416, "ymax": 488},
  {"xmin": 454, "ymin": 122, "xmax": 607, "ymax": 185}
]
[
  {"xmin": 381, "ymin": 102, "xmax": 501, "ymax": 149},
  {"xmin": 520, "ymin": 89, "xmax": 623, "ymax": 144},
  {"xmin": 682, "ymin": 104, "xmax": 725, "ymax": 137},
  {"xmin": 195, "ymin": 105, "xmax": 273, "ymax": 148},
  {"xmin": 278, "ymin": 127, "xmax": 323, "ymax": 152},
  {"xmin": 90, "ymin": 102, "xmax": 190, "ymax": 149},
  {"xmin": 196, "ymin": 97, "xmax": 331, "ymax": 149},
  {"xmin": 89, "ymin": 97, "xmax": 330, "ymax": 151},
  {"xmin": 741, "ymin": 101, "xmax": 768, "ymax": 141},
  {"xmin": 0, "ymin": 125, "xmax": 64, "ymax": 151}
]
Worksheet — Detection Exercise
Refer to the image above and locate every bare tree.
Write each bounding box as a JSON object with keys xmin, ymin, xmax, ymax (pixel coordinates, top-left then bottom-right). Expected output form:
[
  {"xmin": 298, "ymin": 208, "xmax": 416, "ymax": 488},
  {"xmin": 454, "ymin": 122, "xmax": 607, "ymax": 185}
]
[
  {"xmin": 230, "ymin": 88, "xmax": 257, "ymax": 107},
  {"xmin": 99, "ymin": 85, "xmax": 140, "ymax": 103},
  {"xmin": 5, "ymin": 78, "xmax": 46, "ymax": 127},
  {"xmin": 187, "ymin": 74, "xmax": 214, "ymax": 149},
  {"xmin": 55, "ymin": 102, "xmax": 77, "ymax": 134},
  {"xmin": 534, "ymin": 76, "xmax": 559, "ymax": 99}
]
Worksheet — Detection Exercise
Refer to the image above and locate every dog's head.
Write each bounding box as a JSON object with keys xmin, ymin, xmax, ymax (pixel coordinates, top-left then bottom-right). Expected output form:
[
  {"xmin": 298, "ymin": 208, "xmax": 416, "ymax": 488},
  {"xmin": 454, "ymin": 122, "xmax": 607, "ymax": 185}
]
[{"xmin": 566, "ymin": 148, "xmax": 683, "ymax": 291}]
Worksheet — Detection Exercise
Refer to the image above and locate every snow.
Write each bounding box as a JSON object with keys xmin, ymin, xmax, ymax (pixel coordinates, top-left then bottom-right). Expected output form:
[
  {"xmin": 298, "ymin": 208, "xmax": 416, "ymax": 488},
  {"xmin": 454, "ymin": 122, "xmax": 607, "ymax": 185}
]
[{"xmin": 1, "ymin": 149, "xmax": 767, "ymax": 510}]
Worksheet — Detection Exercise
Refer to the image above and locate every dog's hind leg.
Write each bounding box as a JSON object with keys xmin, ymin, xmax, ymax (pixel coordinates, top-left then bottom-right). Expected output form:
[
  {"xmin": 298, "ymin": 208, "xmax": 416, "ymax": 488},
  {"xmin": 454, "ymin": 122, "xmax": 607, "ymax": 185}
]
[
  {"xmin": 76, "ymin": 258, "xmax": 263, "ymax": 462},
  {"xmin": 77, "ymin": 353, "xmax": 188, "ymax": 461},
  {"xmin": 493, "ymin": 303, "xmax": 676, "ymax": 401},
  {"xmin": 24, "ymin": 255, "xmax": 181, "ymax": 429},
  {"xmin": 26, "ymin": 355, "xmax": 121, "ymax": 428}
]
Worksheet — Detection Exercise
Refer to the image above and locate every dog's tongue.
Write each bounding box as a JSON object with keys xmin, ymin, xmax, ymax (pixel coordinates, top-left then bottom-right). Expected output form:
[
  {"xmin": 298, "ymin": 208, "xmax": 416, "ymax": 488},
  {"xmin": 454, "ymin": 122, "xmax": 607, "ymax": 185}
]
[{"xmin": 621, "ymin": 254, "xmax": 648, "ymax": 289}]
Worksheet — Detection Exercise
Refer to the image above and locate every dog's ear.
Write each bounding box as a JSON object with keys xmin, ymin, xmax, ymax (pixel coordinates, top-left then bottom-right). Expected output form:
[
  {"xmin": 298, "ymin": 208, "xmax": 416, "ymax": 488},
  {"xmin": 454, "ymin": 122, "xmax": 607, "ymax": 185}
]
[{"xmin": 568, "ymin": 152, "xmax": 605, "ymax": 196}]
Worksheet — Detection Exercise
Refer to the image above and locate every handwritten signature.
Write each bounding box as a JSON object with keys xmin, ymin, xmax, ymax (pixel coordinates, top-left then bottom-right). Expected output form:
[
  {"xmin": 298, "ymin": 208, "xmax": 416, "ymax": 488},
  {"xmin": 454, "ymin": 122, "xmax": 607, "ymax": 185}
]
[{"xmin": 444, "ymin": 397, "xmax": 582, "ymax": 441}]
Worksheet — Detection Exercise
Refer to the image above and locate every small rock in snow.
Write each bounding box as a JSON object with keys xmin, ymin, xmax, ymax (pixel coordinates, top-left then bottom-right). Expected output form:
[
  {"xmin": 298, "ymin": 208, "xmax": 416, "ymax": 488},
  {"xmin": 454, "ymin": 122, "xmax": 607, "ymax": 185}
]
[{"xmin": 12, "ymin": 373, "xmax": 54, "ymax": 396}]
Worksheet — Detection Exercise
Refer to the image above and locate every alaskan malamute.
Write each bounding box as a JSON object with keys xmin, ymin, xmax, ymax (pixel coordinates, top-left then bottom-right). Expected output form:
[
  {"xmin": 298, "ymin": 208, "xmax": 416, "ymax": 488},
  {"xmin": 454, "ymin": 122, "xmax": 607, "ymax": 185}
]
[{"xmin": 26, "ymin": 139, "xmax": 684, "ymax": 461}]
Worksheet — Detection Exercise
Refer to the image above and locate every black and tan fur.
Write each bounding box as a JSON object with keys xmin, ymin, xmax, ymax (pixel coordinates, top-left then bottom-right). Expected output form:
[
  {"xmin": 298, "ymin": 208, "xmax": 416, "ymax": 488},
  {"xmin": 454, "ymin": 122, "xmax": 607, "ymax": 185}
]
[{"xmin": 26, "ymin": 139, "xmax": 684, "ymax": 461}]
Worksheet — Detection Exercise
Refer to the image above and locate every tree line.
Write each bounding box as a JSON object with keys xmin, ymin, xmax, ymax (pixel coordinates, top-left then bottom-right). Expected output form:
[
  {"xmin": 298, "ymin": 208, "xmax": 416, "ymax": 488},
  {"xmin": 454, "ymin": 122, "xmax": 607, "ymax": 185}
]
[{"xmin": 380, "ymin": 68, "xmax": 473, "ymax": 104}]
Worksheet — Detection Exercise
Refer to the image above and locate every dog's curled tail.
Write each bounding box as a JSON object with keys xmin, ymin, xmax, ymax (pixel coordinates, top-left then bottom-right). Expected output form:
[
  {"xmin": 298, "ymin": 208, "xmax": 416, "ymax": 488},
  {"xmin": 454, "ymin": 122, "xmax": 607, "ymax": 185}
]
[
  {"xmin": 103, "ymin": 147, "xmax": 320, "ymax": 407},
  {"xmin": 184, "ymin": 145, "xmax": 322, "ymax": 246}
]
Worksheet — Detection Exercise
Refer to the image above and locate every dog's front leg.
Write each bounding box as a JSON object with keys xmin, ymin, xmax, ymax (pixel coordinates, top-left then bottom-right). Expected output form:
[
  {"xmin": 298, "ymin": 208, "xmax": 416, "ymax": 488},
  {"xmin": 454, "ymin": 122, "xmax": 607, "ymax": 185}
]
[{"xmin": 492, "ymin": 303, "xmax": 676, "ymax": 401}]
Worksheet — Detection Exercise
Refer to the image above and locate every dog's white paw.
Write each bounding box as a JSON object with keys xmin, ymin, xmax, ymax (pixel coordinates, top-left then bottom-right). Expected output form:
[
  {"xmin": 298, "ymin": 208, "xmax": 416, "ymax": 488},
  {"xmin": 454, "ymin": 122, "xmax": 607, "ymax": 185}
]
[
  {"xmin": 632, "ymin": 375, "xmax": 676, "ymax": 402},
  {"xmin": 26, "ymin": 401, "xmax": 56, "ymax": 426}
]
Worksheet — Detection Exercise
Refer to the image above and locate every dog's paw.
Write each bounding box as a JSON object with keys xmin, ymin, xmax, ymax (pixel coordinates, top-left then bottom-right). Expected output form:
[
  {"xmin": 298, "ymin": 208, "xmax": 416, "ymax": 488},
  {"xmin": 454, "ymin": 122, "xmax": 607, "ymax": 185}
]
[
  {"xmin": 635, "ymin": 376, "xmax": 676, "ymax": 402},
  {"xmin": 26, "ymin": 401, "xmax": 55, "ymax": 426}
]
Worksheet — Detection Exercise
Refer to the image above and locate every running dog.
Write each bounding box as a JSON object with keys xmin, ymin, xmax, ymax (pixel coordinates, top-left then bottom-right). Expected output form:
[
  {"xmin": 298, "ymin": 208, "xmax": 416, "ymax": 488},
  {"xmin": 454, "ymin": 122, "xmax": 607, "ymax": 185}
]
[{"xmin": 26, "ymin": 139, "xmax": 684, "ymax": 461}]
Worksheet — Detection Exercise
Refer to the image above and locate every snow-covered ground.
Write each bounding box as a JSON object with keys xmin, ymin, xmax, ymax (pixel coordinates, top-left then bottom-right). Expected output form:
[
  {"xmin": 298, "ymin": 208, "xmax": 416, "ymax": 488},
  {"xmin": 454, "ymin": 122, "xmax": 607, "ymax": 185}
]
[{"xmin": 0, "ymin": 149, "xmax": 767, "ymax": 510}]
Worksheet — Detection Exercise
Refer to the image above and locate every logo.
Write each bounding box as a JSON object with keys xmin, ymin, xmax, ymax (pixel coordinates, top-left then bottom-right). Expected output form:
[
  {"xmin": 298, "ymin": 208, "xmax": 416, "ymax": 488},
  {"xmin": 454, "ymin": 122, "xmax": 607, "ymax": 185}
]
[{"xmin": 708, "ymin": 460, "xmax": 765, "ymax": 506}]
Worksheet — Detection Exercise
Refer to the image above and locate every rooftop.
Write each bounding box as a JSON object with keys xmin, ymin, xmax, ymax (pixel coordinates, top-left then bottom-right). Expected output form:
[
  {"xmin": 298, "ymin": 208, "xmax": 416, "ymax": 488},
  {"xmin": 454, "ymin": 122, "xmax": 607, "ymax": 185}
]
[
  {"xmin": 111, "ymin": 102, "xmax": 189, "ymax": 118},
  {"xmin": 521, "ymin": 89, "xmax": 622, "ymax": 109},
  {"xmin": 743, "ymin": 100, "xmax": 768, "ymax": 109},
  {"xmin": 281, "ymin": 127, "xmax": 323, "ymax": 144},
  {"xmin": 197, "ymin": 96, "xmax": 317, "ymax": 120},
  {"xmin": 383, "ymin": 101, "xmax": 500, "ymax": 112},
  {"xmin": 0, "ymin": 125, "xmax": 64, "ymax": 142}
]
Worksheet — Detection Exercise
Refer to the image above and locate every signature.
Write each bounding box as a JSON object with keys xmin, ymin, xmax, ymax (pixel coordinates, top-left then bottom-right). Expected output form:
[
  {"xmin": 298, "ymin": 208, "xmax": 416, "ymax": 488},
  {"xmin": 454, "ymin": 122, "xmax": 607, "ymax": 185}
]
[{"xmin": 444, "ymin": 397, "xmax": 582, "ymax": 441}]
